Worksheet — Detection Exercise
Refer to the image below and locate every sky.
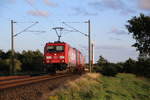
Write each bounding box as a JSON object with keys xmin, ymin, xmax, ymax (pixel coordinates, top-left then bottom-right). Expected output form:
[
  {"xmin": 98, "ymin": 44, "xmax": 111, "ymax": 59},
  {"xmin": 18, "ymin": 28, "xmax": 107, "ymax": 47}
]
[{"xmin": 0, "ymin": 0, "xmax": 150, "ymax": 63}]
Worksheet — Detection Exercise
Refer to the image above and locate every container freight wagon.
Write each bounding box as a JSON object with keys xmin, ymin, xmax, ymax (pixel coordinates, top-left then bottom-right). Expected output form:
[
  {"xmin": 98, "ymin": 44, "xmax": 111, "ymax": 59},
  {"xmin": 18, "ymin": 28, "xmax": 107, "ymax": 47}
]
[{"xmin": 44, "ymin": 42, "xmax": 85, "ymax": 73}]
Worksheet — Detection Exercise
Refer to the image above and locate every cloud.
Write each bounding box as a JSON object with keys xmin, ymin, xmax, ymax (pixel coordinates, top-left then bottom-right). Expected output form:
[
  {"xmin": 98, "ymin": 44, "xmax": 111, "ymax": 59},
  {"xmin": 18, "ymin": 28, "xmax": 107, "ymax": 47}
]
[
  {"xmin": 28, "ymin": 10, "xmax": 49, "ymax": 17},
  {"xmin": 72, "ymin": 7, "xmax": 98, "ymax": 16},
  {"xmin": 120, "ymin": 8, "xmax": 136, "ymax": 15},
  {"xmin": 109, "ymin": 27, "xmax": 127, "ymax": 35},
  {"xmin": 88, "ymin": 0, "xmax": 136, "ymax": 15},
  {"xmin": 43, "ymin": 0, "xmax": 58, "ymax": 7},
  {"xmin": 138, "ymin": 0, "xmax": 150, "ymax": 10},
  {"xmin": 89, "ymin": 0, "xmax": 124, "ymax": 10}
]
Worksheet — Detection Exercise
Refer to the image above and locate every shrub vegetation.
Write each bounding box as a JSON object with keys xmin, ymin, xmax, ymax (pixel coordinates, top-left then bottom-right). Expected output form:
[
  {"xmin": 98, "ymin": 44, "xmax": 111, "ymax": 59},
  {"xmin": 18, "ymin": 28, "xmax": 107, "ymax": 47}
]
[
  {"xmin": 48, "ymin": 73, "xmax": 150, "ymax": 100},
  {"xmin": 0, "ymin": 49, "xmax": 44, "ymax": 75},
  {"xmin": 93, "ymin": 56, "xmax": 150, "ymax": 77}
]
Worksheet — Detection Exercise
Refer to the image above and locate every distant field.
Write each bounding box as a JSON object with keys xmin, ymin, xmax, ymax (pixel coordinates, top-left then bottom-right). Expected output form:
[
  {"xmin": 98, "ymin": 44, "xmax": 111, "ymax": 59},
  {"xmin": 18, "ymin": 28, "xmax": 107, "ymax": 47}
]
[{"xmin": 48, "ymin": 73, "xmax": 150, "ymax": 100}]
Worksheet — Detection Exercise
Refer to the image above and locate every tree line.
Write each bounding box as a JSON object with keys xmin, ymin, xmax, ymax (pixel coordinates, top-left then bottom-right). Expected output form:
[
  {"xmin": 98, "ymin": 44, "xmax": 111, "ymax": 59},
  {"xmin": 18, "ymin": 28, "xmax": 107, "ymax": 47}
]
[
  {"xmin": 93, "ymin": 56, "xmax": 150, "ymax": 77},
  {"xmin": 0, "ymin": 49, "xmax": 149, "ymax": 77},
  {"xmin": 0, "ymin": 50, "xmax": 44, "ymax": 75}
]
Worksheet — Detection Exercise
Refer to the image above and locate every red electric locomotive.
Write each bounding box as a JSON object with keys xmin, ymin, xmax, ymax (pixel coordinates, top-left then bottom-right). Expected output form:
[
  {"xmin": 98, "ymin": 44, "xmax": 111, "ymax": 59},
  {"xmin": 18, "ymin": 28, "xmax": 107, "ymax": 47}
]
[{"xmin": 44, "ymin": 41, "xmax": 85, "ymax": 73}]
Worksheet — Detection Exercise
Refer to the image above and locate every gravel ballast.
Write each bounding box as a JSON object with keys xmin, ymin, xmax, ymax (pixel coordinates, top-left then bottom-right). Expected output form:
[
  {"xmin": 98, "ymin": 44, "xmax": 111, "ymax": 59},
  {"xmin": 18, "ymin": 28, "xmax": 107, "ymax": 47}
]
[{"xmin": 0, "ymin": 75, "xmax": 80, "ymax": 100}]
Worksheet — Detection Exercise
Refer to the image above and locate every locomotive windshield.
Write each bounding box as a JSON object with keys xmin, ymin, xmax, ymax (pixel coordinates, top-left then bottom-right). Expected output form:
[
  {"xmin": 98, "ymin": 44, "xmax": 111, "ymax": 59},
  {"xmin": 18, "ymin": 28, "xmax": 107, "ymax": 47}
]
[
  {"xmin": 56, "ymin": 46, "xmax": 64, "ymax": 51},
  {"xmin": 47, "ymin": 46, "xmax": 64, "ymax": 52}
]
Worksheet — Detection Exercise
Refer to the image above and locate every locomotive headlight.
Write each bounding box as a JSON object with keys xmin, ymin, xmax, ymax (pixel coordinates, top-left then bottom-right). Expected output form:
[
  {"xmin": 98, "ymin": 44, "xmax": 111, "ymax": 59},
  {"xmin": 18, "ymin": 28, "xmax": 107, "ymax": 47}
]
[
  {"xmin": 59, "ymin": 56, "xmax": 65, "ymax": 59},
  {"xmin": 46, "ymin": 56, "xmax": 52, "ymax": 59},
  {"xmin": 47, "ymin": 60, "xmax": 50, "ymax": 63}
]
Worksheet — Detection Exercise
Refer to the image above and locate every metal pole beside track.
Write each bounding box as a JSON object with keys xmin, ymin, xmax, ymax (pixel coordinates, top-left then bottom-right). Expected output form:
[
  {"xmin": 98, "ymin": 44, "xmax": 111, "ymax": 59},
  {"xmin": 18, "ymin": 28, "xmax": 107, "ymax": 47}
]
[
  {"xmin": 11, "ymin": 20, "xmax": 15, "ymax": 74},
  {"xmin": 60, "ymin": 20, "xmax": 92, "ymax": 72},
  {"xmin": 88, "ymin": 20, "xmax": 92, "ymax": 73},
  {"xmin": 10, "ymin": 20, "xmax": 38, "ymax": 74}
]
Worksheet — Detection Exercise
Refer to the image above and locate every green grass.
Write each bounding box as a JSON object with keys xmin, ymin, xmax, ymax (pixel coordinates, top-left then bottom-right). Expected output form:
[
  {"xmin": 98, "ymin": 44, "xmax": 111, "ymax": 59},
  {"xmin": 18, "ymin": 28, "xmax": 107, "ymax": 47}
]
[{"xmin": 48, "ymin": 73, "xmax": 150, "ymax": 100}]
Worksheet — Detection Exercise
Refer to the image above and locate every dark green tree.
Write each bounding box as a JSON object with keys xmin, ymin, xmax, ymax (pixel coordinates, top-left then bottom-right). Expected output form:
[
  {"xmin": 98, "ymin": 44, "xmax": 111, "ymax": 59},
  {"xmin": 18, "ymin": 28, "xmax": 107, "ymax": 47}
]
[
  {"xmin": 95, "ymin": 56, "xmax": 120, "ymax": 76},
  {"xmin": 0, "ymin": 59, "xmax": 9, "ymax": 74},
  {"xmin": 123, "ymin": 58, "xmax": 136, "ymax": 73},
  {"xmin": 126, "ymin": 14, "xmax": 150, "ymax": 58},
  {"xmin": 20, "ymin": 50, "xmax": 44, "ymax": 72},
  {"xmin": 0, "ymin": 50, "xmax": 5, "ymax": 59},
  {"xmin": 97, "ymin": 56, "xmax": 108, "ymax": 66},
  {"xmin": 136, "ymin": 58, "xmax": 150, "ymax": 77},
  {"xmin": 4, "ymin": 50, "xmax": 12, "ymax": 59}
]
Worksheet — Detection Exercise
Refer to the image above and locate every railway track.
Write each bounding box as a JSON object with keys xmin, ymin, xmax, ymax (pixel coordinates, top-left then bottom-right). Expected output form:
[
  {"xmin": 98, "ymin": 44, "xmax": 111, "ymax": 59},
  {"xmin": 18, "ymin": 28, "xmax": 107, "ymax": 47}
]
[
  {"xmin": 0, "ymin": 76, "xmax": 30, "ymax": 81},
  {"xmin": 0, "ymin": 73, "xmax": 71, "ymax": 90}
]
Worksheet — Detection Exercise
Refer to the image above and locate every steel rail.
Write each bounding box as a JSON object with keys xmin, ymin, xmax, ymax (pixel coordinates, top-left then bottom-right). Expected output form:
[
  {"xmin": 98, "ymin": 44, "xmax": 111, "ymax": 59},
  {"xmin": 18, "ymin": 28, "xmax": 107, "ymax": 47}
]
[{"xmin": 0, "ymin": 76, "xmax": 30, "ymax": 81}]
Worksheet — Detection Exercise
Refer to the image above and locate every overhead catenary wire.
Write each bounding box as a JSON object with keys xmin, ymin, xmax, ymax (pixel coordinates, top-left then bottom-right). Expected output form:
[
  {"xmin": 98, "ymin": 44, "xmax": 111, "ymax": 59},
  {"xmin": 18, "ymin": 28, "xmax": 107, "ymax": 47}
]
[
  {"xmin": 62, "ymin": 20, "xmax": 92, "ymax": 72},
  {"xmin": 61, "ymin": 21, "xmax": 89, "ymax": 57},
  {"xmin": 61, "ymin": 22, "xmax": 86, "ymax": 23},
  {"xmin": 25, "ymin": 30, "xmax": 46, "ymax": 33},
  {"xmin": 62, "ymin": 22, "xmax": 88, "ymax": 37},
  {"xmin": 15, "ymin": 21, "xmax": 39, "ymax": 23},
  {"xmin": 25, "ymin": 0, "xmax": 53, "ymax": 35},
  {"xmin": 63, "ymin": 29, "xmax": 77, "ymax": 32},
  {"xmin": 14, "ymin": 21, "xmax": 38, "ymax": 37}
]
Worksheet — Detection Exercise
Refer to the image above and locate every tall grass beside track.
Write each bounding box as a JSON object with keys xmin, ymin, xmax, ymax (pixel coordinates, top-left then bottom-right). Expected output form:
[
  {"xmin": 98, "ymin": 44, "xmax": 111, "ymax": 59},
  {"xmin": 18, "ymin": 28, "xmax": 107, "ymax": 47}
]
[{"xmin": 48, "ymin": 73, "xmax": 150, "ymax": 100}]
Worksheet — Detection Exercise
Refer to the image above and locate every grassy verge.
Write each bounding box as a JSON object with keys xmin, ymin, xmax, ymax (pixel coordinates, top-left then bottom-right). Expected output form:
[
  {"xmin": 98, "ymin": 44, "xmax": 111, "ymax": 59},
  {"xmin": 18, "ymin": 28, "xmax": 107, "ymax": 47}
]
[{"xmin": 48, "ymin": 73, "xmax": 150, "ymax": 100}]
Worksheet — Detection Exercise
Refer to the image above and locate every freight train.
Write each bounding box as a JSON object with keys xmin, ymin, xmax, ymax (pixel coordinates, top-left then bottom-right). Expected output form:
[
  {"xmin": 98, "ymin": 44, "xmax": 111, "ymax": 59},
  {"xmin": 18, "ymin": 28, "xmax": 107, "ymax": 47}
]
[{"xmin": 44, "ymin": 41, "xmax": 85, "ymax": 73}]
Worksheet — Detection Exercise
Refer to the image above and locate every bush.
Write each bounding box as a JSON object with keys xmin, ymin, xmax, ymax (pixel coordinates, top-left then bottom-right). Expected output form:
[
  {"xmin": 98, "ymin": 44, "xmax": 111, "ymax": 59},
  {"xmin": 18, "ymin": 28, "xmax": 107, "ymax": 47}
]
[
  {"xmin": 20, "ymin": 50, "xmax": 44, "ymax": 72},
  {"xmin": 93, "ymin": 65, "xmax": 103, "ymax": 73},
  {"xmin": 0, "ymin": 49, "xmax": 44, "ymax": 74},
  {"xmin": 136, "ymin": 58, "xmax": 150, "ymax": 77},
  {"xmin": 0, "ymin": 59, "xmax": 10, "ymax": 73},
  {"xmin": 95, "ymin": 56, "xmax": 150, "ymax": 77},
  {"xmin": 101, "ymin": 63, "xmax": 118, "ymax": 76},
  {"xmin": 93, "ymin": 62, "xmax": 124, "ymax": 76},
  {"xmin": 0, "ymin": 59, "xmax": 22, "ymax": 75},
  {"xmin": 123, "ymin": 58, "xmax": 137, "ymax": 73}
]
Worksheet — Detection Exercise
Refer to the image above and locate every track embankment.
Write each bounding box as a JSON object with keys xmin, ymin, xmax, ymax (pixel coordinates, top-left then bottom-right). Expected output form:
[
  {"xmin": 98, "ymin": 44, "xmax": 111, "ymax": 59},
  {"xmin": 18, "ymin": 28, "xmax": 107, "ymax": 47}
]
[{"xmin": 0, "ymin": 73, "xmax": 80, "ymax": 100}]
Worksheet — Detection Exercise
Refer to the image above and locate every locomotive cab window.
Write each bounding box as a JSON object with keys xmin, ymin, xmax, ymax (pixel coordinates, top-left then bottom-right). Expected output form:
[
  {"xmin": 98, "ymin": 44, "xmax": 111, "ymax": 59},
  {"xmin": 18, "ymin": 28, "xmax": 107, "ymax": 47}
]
[
  {"xmin": 47, "ymin": 46, "xmax": 55, "ymax": 52},
  {"xmin": 56, "ymin": 46, "xmax": 64, "ymax": 52},
  {"xmin": 47, "ymin": 45, "xmax": 64, "ymax": 52}
]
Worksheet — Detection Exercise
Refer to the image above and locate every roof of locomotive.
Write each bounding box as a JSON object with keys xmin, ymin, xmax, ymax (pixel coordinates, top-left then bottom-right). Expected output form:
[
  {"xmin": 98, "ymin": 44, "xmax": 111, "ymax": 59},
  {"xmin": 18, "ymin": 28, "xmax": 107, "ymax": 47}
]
[
  {"xmin": 46, "ymin": 41, "xmax": 67, "ymax": 45},
  {"xmin": 45, "ymin": 41, "xmax": 82, "ymax": 54}
]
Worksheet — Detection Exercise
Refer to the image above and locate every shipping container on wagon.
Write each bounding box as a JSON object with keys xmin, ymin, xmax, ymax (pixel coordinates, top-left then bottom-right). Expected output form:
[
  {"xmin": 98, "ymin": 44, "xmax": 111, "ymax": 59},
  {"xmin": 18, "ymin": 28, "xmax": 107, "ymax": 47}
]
[{"xmin": 68, "ymin": 47, "xmax": 77, "ymax": 67}]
